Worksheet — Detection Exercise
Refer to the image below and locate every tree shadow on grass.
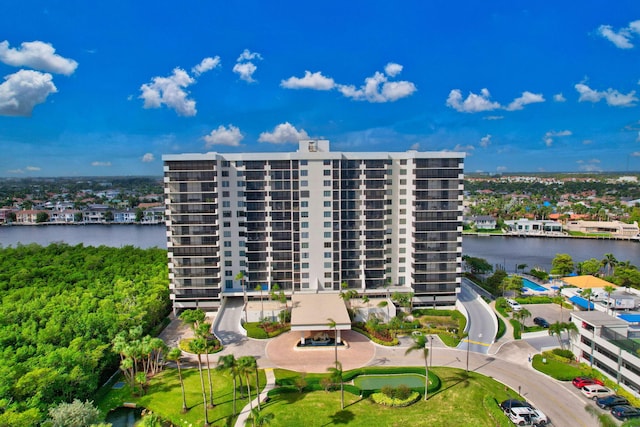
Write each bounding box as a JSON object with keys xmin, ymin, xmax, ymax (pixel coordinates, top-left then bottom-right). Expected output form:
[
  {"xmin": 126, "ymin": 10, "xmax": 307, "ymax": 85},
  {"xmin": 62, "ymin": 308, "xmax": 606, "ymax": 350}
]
[
  {"xmin": 429, "ymin": 370, "xmax": 472, "ymax": 398},
  {"xmin": 323, "ymin": 410, "xmax": 355, "ymax": 425}
]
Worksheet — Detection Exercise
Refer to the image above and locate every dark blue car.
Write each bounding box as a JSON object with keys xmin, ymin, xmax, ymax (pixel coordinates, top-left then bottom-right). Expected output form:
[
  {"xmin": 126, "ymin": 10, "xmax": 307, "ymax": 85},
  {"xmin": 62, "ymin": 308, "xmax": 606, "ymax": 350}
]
[
  {"xmin": 611, "ymin": 405, "xmax": 640, "ymax": 421},
  {"xmin": 596, "ymin": 395, "xmax": 628, "ymax": 409}
]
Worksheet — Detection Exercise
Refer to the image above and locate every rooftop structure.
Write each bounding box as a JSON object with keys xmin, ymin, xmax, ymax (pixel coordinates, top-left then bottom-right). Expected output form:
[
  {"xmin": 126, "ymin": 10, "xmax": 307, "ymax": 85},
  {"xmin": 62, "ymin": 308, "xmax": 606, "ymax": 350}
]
[{"xmin": 163, "ymin": 140, "xmax": 465, "ymax": 313}]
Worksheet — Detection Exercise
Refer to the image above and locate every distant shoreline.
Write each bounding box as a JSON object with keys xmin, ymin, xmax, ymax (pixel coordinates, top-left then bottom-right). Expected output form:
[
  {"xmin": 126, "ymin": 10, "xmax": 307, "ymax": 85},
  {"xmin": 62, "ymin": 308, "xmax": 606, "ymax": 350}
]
[{"xmin": 463, "ymin": 231, "xmax": 639, "ymax": 242}]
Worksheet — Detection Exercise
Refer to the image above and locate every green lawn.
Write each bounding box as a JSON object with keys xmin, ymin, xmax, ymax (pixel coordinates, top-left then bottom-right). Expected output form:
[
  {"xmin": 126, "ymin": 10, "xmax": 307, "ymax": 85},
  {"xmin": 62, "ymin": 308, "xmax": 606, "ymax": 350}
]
[
  {"xmin": 262, "ymin": 367, "xmax": 515, "ymax": 427},
  {"xmin": 97, "ymin": 367, "xmax": 266, "ymax": 427}
]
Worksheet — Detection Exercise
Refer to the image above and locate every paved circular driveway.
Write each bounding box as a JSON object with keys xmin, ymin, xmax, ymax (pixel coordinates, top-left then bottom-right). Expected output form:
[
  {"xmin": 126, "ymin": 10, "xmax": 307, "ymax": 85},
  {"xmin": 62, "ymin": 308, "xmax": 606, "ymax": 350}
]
[{"xmin": 266, "ymin": 330, "xmax": 375, "ymax": 373}]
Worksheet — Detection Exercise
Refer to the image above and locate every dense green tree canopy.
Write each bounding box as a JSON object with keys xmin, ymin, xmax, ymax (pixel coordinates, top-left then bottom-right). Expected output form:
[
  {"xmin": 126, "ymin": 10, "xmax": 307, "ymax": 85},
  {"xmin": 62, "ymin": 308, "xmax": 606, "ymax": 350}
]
[{"xmin": 0, "ymin": 243, "xmax": 170, "ymax": 424}]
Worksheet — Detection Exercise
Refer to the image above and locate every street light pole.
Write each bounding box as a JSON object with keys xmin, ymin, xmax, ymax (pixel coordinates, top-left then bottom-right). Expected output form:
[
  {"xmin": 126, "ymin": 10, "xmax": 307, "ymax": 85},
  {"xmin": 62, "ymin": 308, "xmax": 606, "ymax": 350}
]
[
  {"xmin": 466, "ymin": 337, "xmax": 470, "ymax": 372},
  {"xmin": 429, "ymin": 335, "xmax": 433, "ymax": 368}
]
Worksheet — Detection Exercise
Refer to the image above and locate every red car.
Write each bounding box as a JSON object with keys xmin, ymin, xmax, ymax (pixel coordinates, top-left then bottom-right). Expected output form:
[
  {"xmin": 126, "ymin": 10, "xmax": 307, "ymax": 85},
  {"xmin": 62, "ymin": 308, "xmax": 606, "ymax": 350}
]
[{"xmin": 573, "ymin": 377, "xmax": 604, "ymax": 388}]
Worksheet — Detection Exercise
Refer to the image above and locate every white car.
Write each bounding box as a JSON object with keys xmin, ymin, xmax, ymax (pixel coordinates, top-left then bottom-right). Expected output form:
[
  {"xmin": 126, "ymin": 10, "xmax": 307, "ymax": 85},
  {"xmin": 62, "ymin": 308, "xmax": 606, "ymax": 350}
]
[
  {"xmin": 505, "ymin": 407, "xmax": 549, "ymax": 426},
  {"xmin": 581, "ymin": 384, "xmax": 613, "ymax": 400}
]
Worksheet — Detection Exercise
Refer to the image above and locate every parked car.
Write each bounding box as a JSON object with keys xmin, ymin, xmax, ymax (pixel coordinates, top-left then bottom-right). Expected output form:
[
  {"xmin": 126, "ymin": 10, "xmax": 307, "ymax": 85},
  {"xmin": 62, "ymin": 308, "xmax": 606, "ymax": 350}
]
[
  {"xmin": 500, "ymin": 399, "xmax": 532, "ymax": 411},
  {"xmin": 504, "ymin": 407, "xmax": 548, "ymax": 426},
  {"xmin": 533, "ymin": 317, "xmax": 549, "ymax": 328},
  {"xmin": 572, "ymin": 376, "xmax": 604, "ymax": 388},
  {"xmin": 581, "ymin": 384, "xmax": 613, "ymax": 400},
  {"xmin": 596, "ymin": 395, "xmax": 629, "ymax": 409},
  {"xmin": 506, "ymin": 298, "xmax": 523, "ymax": 312},
  {"xmin": 611, "ymin": 405, "xmax": 640, "ymax": 421}
]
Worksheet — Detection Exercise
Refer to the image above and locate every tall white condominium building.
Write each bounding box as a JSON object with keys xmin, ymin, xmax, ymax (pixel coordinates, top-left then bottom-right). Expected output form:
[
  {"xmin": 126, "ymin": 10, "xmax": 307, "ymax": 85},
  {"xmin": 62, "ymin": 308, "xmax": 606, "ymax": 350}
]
[{"xmin": 163, "ymin": 140, "xmax": 465, "ymax": 313}]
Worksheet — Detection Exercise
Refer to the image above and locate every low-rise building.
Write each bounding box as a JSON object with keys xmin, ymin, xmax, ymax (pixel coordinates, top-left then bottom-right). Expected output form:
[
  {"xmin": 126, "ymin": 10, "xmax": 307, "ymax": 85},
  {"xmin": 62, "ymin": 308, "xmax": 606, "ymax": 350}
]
[
  {"xmin": 504, "ymin": 218, "xmax": 563, "ymax": 235},
  {"xmin": 565, "ymin": 220, "xmax": 639, "ymax": 239},
  {"xmin": 570, "ymin": 311, "xmax": 640, "ymax": 394}
]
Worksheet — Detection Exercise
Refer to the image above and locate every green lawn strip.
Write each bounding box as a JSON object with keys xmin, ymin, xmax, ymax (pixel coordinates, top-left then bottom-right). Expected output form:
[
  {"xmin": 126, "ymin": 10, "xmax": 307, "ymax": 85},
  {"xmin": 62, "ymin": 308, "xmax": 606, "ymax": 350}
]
[
  {"xmin": 243, "ymin": 322, "xmax": 291, "ymax": 339},
  {"xmin": 264, "ymin": 367, "xmax": 513, "ymax": 427},
  {"xmin": 97, "ymin": 368, "xmax": 266, "ymax": 426},
  {"xmin": 509, "ymin": 319, "xmax": 522, "ymax": 339}
]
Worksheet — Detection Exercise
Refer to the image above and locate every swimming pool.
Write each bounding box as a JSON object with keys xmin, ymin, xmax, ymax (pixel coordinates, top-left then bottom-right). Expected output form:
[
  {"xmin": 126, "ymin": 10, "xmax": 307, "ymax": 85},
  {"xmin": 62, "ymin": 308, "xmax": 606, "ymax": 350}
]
[{"xmin": 521, "ymin": 277, "xmax": 547, "ymax": 292}]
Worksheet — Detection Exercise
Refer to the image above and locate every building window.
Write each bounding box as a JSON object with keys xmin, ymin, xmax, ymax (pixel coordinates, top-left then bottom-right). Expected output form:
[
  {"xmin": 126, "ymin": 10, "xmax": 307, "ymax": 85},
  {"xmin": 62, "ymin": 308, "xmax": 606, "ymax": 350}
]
[
  {"xmin": 324, "ymin": 242, "xmax": 332, "ymax": 248},
  {"xmin": 400, "ymin": 159, "xmax": 407, "ymax": 165},
  {"xmin": 400, "ymin": 169, "xmax": 407, "ymax": 175},
  {"xmin": 400, "ymin": 228, "xmax": 406, "ymax": 234},
  {"xmin": 301, "ymin": 222, "xmax": 309, "ymax": 228},
  {"xmin": 301, "ymin": 170, "xmax": 308, "ymax": 176},
  {"xmin": 301, "ymin": 180, "xmax": 308, "ymax": 187},
  {"xmin": 225, "ymin": 260, "xmax": 232, "ymax": 266},
  {"xmin": 223, "ymin": 231, "xmax": 231, "ymax": 237},
  {"xmin": 324, "ymin": 201, "xmax": 331, "ymax": 207},
  {"xmin": 239, "ymin": 250, "xmax": 245, "ymax": 256},
  {"xmin": 301, "ymin": 232, "xmax": 309, "ymax": 238},
  {"xmin": 302, "ymin": 253, "xmax": 309, "ymax": 259},
  {"xmin": 222, "ymin": 181, "xmax": 230, "ymax": 187},
  {"xmin": 237, "ymin": 171, "xmax": 244, "ymax": 177},
  {"xmin": 324, "ymin": 252, "xmax": 331, "ymax": 258},
  {"xmin": 302, "ymin": 262, "xmax": 309, "ymax": 268},
  {"xmin": 300, "ymin": 160, "xmax": 308, "ymax": 166},
  {"xmin": 399, "ymin": 238, "xmax": 406, "ymax": 244},
  {"xmin": 323, "ymin": 170, "xmax": 331, "ymax": 176},
  {"xmin": 301, "ymin": 201, "xmax": 309, "ymax": 207},
  {"xmin": 324, "ymin": 180, "xmax": 331, "ymax": 186},
  {"xmin": 223, "ymin": 211, "xmax": 232, "ymax": 217},
  {"xmin": 399, "ymin": 267, "xmax": 405, "ymax": 272},
  {"xmin": 224, "ymin": 251, "xmax": 232, "ymax": 257},
  {"xmin": 324, "ymin": 211, "xmax": 331, "ymax": 217},
  {"xmin": 238, "ymin": 191, "xmax": 244, "ymax": 197},
  {"xmin": 301, "ymin": 242, "xmax": 309, "ymax": 249},
  {"xmin": 223, "ymin": 191, "xmax": 230, "ymax": 197},
  {"xmin": 224, "ymin": 222, "xmax": 231, "ymax": 227},
  {"xmin": 222, "ymin": 201, "xmax": 231, "ymax": 208},
  {"xmin": 301, "ymin": 191, "xmax": 310, "ymax": 198},
  {"xmin": 224, "ymin": 241, "xmax": 232, "ymax": 247},
  {"xmin": 323, "ymin": 191, "xmax": 331, "ymax": 197},
  {"xmin": 301, "ymin": 211, "xmax": 309, "ymax": 218},
  {"xmin": 324, "ymin": 232, "xmax": 331, "ymax": 238},
  {"xmin": 325, "ymin": 272, "xmax": 332, "ymax": 278},
  {"xmin": 225, "ymin": 280, "xmax": 233, "ymax": 288},
  {"xmin": 221, "ymin": 170, "xmax": 229, "ymax": 177},
  {"xmin": 400, "ymin": 179, "xmax": 407, "ymax": 185},
  {"xmin": 324, "ymin": 262, "xmax": 332, "ymax": 268},
  {"xmin": 302, "ymin": 272, "xmax": 309, "ymax": 279},
  {"xmin": 324, "ymin": 222, "xmax": 331, "ymax": 228},
  {"xmin": 225, "ymin": 270, "xmax": 233, "ymax": 276},
  {"xmin": 239, "ymin": 241, "xmax": 245, "ymax": 247}
]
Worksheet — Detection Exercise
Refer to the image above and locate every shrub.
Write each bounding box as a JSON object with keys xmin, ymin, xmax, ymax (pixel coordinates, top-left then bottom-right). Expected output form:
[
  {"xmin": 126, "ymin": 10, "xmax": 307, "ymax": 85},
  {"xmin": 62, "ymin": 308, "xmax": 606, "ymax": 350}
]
[
  {"xmin": 515, "ymin": 296, "xmax": 553, "ymax": 304},
  {"xmin": 381, "ymin": 385, "xmax": 394, "ymax": 397},
  {"xmin": 371, "ymin": 391, "xmax": 420, "ymax": 407},
  {"xmin": 552, "ymin": 348, "xmax": 575, "ymax": 360}
]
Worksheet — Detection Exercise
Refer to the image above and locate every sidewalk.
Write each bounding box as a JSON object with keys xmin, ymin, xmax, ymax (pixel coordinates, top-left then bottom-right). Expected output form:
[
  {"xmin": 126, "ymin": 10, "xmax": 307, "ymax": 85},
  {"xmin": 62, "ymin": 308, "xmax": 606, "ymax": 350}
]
[
  {"xmin": 487, "ymin": 300, "xmax": 515, "ymax": 355},
  {"xmin": 234, "ymin": 368, "xmax": 276, "ymax": 427}
]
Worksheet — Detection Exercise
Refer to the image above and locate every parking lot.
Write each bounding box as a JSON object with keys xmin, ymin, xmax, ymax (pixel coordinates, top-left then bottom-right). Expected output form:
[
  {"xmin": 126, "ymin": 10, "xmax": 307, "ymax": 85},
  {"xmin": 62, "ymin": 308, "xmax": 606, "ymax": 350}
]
[{"xmin": 520, "ymin": 303, "xmax": 567, "ymax": 327}]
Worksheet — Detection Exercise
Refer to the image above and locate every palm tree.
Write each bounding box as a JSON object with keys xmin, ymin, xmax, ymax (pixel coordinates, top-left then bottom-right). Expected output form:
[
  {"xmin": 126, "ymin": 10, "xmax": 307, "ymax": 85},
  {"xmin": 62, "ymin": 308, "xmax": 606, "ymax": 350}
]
[
  {"xmin": 362, "ymin": 295, "xmax": 370, "ymax": 319},
  {"xmin": 245, "ymin": 408, "xmax": 274, "ymax": 427},
  {"xmin": 604, "ymin": 285, "xmax": 615, "ymax": 315},
  {"xmin": 238, "ymin": 356, "xmax": 258, "ymax": 423},
  {"xmin": 255, "ymin": 284, "xmax": 264, "ymax": 319},
  {"xmin": 405, "ymin": 334, "xmax": 430, "ymax": 400},
  {"xmin": 217, "ymin": 354, "xmax": 239, "ymax": 416},
  {"xmin": 327, "ymin": 318, "xmax": 338, "ymax": 366},
  {"xmin": 548, "ymin": 321, "xmax": 565, "ymax": 350},
  {"xmin": 601, "ymin": 253, "xmax": 618, "ymax": 277},
  {"xmin": 188, "ymin": 338, "xmax": 210, "ymax": 426},
  {"xmin": 327, "ymin": 361, "xmax": 344, "ymax": 410},
  {"xmin": 377, "ymin": 300, "xmax": 389, "ymax": 322},
  {"xmin": 166, "ymin": 348, "xmax": 188, "ymax": 414},
  {"xmin": 582, "ymin": 288, "xmax": 593, "ymax": 311},
  {"xmin": 516, "ymin": 308, "xmax": 532, "ymax": 332},
  {"xmin": 196, "ymin": 322, "xmax": 215, "ymax": 409}
]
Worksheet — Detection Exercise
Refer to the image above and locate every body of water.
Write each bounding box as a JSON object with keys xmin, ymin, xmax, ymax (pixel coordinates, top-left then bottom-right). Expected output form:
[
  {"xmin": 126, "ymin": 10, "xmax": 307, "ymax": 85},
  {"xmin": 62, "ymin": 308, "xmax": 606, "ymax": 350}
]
[{"xmin": 0, "ymin": 225, "xmax": 637, "ymax": 272}]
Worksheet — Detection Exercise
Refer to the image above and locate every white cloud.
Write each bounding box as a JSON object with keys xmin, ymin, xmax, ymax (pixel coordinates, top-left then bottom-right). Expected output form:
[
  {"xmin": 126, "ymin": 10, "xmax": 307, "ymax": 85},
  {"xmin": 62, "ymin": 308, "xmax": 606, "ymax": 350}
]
[
  {"xmin": 237, "ymin": 49, "xmax": 262, "ymax": 62},
  {"xmin": 233, "ymin": 62, "xmax": 257, "ymax": 83},
  {"xmin": 446, "ymin": 88, "xmax": 501, "ymax": 113},
  {"xmin": 234, "ymin": 49, "xmax": 262, "ymax": 83},
  {"xmin": 543, "ymin": 130, "xmax": 572, "ymax": 147},
  {"xmin": 192, "ymin": 56, "xmax": 221, "ymax": 76},
  {"xmin": 631, "ymin": 151, "xmax": 640, "ymax": 157},
  {"xmin": 139, "ymin": 67, "xmax": 196, "ymax": 116},
  {"xmin": 505, "ymin": 91, "xmax": 545, "ymax": 111},
  {"xmin": 553, "ymin": 93, "xmax": 566, "ymax": 102},
  {"xmin": 0, "ymin": 69, "xmax": 57, "ymax": 116},
  {"xmin": 258, "ymin": 122, "xmax": 309, "ymax": 144},
  {"xmin": 280, "ymin": 71, "xmax": 335, "ymax": 90},
  {"xmin": 0, "ymin": 40, "xmax": 78, "ymax": 75},
  {"xmin": 637, "ymin": 131, "xmax": 640, "ymax": 142},
  {"xmin": 142, "ymin": 153, "xmax": 155, "ymax": 162},
  {"xmin": 598, "ymin": 24, "xmax": 634, "ymax": 49},
  {"xmin": 577, "ymin": 159, "xmax": 603, "ymax": 172},
  {"xmin": 575, "ymin": 83, "xmax": 637, "ymax": 107},
  {"xmin": 91, "ymin": 161, "xmax": 112, "ymax": 167},
  {"xmin": 483, "ymin": 115, "xmax": 503, "ymax": 120},
  {"xmin": 454, "ymin": 144, "xmax": 474, "ymax": 152},
  {"xmin": 337, "ymin": 70, "xmax": 416, "ymax": 103},
  {"xmin": 203, "ymin": 124, "xmax": 244, "ymax": 147},
  {"xmin": 496, "ymin": 166, "xmax": 507, "ymax": 172},
  {"xmin": 410, "ymin": 143, "xmax": 420, "ymax": 150},
  {"xmin": 384, "ymin": 62, "xmax": 403, "ymax": 77},
  {"xmin": 26, "ymin": 166, "xmax": 40, "ymax": 171},
  {"xmin": 479, "ymin": 134, "xmax": 491, "ymax": 148},
  {"xmin": 7, "ymin": 169, "xmax": 24, "ymax": 174}
]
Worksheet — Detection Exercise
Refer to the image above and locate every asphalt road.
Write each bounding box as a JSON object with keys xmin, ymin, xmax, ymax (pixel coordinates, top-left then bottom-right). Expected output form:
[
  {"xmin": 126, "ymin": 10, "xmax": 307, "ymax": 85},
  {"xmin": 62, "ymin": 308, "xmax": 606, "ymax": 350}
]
[{"xmin": 457, "ymin": 279, "xmax": 497, "ymax": 355}]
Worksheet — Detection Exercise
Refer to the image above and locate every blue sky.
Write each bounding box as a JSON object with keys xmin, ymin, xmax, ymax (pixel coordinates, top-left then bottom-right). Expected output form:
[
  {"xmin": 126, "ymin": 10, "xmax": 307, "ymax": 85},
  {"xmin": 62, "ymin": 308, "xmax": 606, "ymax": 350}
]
[{"xmin": 1, "ymin": 1, "xmax": 640, "ymax": 176}]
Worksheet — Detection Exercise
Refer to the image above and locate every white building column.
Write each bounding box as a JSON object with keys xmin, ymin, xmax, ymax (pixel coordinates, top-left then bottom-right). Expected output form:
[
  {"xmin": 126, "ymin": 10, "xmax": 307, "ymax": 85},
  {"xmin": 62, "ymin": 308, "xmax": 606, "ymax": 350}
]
[{"xmin": 300, "ymin": 331, "xmax": 305, "ymax": 345}]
